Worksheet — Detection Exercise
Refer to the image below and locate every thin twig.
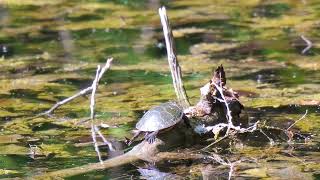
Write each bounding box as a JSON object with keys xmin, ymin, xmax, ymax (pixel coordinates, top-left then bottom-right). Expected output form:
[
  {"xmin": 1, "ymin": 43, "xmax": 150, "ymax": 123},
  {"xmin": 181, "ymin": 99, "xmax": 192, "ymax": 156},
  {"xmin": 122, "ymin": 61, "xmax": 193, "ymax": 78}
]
[
  {"xmin": 228, "ymin": 160, "xmax": 241, "ymax": 180},
  {"xmin": 202, "ymin": 135, "xmax": 228, "ymax": 150},
  {"xmin": 259, "ymin": 129, "xmax": 275, "ymax": 145},
  {"xmin": 90, "ymin": 65, "xmax": 100, "ymax": 120},
  {"xmin": 228, "ymin": 162, "xmax": 233, "ymax": 180},
  {"xmin": 159, "ymin": 6, "xmax": 190, "ymax": 109},
  {"xmin": 207, "ymin": 154, "xmax": 241, "ymax": 180},
  {"xmin": 97, "ymin": 58, "xmax": 114, "ymax": 81},
  {"xmin": 300, "ymin": 35, "xmax": 312, "ymax": 54},
  {"xmin": 39, "ymin": 86, "xmax": 92, "ymax": 116},
  {"xmin": 208, "ymin": 153, "xmax": 227, "ymax": 165},
  {"xmin": 38, "ymin": 58, "xmax": 114, "ymax": 163},
  {"xmin": 94, "ymin": 125, "xmax": 115, "ymax": 151},
  {"xmin": 263, "ymin": 124, "xmax": 309, "ymax": 143},
  {"xmin": 89, "ymin": 61, "xmax": 116, "ymax": 162},
  {"xmin": 287, "ymin": 109, "xmax": 308, "ymax": 131},
  {"xmin": 90, "ymin": 66, "xmax": 103, "ymax": 164},
  {"xmin": 211, "ymin": 82, "xmax": 233, "ymax": 134},
  {"xmin": 39, "ymin": 58, "xmax": 113, "ymax": 116},
  {"xmin": 91, "ymin": 124, "xmax": 103, "ymax": 163},
  {"xmin": 201, "ymin": 121, "xmax": 259, "ymax": 150}
]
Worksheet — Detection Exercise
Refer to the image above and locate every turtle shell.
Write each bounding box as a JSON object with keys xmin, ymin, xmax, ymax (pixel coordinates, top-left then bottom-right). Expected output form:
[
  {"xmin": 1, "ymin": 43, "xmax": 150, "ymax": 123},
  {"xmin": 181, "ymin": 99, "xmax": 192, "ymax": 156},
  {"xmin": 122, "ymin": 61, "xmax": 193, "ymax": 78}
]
[{"xmin": 136, "ymin": 102, "xmax": 183, "ymax": 132}]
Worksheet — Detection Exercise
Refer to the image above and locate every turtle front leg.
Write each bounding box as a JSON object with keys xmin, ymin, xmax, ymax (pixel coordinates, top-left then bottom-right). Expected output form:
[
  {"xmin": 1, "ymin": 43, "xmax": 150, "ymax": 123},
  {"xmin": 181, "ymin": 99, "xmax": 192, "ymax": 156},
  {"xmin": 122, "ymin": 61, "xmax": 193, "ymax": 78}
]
[
  {"xmin": 144, "ymin": 130, "xmax": 159, "ymax": 144},
  {"xmin": 127, "ymin": 130, "xmax": 142, "ymax": 146}
]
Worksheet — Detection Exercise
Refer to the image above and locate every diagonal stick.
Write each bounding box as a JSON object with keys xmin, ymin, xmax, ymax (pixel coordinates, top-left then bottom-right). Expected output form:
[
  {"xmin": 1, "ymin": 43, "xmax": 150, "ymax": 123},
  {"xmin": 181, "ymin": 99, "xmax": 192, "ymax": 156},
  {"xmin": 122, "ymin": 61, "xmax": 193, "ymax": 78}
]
[{"xmin": 40, "ymin": 58, "xmax": 113, "ymax": 116}]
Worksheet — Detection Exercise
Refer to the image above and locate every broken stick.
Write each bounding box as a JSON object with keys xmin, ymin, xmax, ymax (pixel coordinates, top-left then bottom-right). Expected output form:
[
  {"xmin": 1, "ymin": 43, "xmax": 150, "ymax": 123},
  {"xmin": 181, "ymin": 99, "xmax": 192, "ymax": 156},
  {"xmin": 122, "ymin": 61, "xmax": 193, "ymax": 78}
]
[{"xmin": 159, "ymin": 7, "xmax": 190, "ymax": 109}]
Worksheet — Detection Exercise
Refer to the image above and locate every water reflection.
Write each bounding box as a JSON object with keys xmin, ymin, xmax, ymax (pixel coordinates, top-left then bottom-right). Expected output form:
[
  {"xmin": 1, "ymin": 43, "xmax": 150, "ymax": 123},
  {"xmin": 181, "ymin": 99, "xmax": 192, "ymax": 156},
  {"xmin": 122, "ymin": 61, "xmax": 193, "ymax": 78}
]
[
  {"xmin": 0, "ymin": 5, "xmax": 10, "ymax": 58},
  {"xmin": 137, "ymin": 166, "xmax": 179, "ymax": 180},
  {"xmin": 106, "ymin": 140, "xmax": 127, "ymax": 178},
  {"xmin": 133, "ymin": 0, "xmax": 159, "ymax": 55},
  {"xmin": 56, "ymin": 17, "xmax": 76, "ymax": 63},
  {"xmin": 0, "ymin": 5, "xmax": 9, "ymax": 26},
  {"xmin": 201, "ymin": 164, "xmax": 229, "ymax": 180}
]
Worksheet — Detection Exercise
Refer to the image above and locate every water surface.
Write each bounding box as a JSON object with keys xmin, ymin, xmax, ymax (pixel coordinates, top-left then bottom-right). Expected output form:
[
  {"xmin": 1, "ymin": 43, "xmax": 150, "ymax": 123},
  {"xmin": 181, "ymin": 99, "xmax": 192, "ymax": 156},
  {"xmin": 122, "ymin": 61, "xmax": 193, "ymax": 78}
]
[{"xmin": 0, "ymin": 0, "xmax": 319, "ymax": 179}]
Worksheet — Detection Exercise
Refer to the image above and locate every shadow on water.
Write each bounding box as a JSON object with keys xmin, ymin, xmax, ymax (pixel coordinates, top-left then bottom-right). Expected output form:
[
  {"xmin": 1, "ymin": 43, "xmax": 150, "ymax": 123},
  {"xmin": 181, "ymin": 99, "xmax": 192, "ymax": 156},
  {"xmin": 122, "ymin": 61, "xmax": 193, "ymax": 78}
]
[
  {"xmin": 31, "ymin": 122, "xmax": 70, "ymax": 132},
  {"xmin": 67, "ymin": 14, "xmax": 104, "ymax": 22}
]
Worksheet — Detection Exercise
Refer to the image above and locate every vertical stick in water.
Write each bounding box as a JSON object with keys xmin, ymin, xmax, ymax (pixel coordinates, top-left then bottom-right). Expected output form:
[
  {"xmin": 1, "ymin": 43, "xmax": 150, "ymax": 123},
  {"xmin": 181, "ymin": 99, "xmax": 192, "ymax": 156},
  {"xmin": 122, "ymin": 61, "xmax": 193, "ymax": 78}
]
[
  {"xmin": 158, "ymin": 7, "xmax": 190, "ymax": 109},
  {"xmin": 90, "ymin": 66, "xmax": 103, "ymax": 164}
]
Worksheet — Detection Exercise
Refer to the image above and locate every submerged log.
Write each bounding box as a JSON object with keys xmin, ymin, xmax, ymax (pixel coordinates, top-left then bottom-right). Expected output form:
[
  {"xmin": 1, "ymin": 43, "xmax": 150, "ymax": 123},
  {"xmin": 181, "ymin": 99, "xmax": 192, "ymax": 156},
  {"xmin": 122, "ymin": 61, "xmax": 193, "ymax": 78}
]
[{"xmin": 33, "ymin": 122, "xmax": 201, "ymax": 179}]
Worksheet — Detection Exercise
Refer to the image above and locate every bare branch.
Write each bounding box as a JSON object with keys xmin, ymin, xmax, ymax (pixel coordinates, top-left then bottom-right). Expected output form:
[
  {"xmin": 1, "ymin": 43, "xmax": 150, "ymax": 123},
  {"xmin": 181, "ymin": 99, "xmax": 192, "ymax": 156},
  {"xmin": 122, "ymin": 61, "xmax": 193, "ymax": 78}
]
[
  {"xmin": 40, "ymin": 86, "xmax": 92, "ymax": 116},
  {"xmin": 211, "ymin": 82, "xmax": 233, "ymax": 134},
  {"xmin": 259, "ymin": 129, "xmax": 275, "ymax": 145},
  {"xmin": 207, "ymin": 154, "xmax": 241, "ymax": 180},
  {"xmin": 90, "ymin": 65, "xmax": 100, "ymax": 120},
  {"xmin": 90, "ymin": 66, "xmax": 103, "ymax": 164},
  {"xmin": 287, "ymin": 109, "xmax": 308, "ymax": 131},
  {"xmin": 202, "ymin": 135, "xmax": 228, "ymax": 150},
  {"xmin": 91, "ymin": 124, "xmax": 103, "ymax": 163},
  {"xmin": 98, "ymin": 58, "xmax": 113, "ymax": 81},
  {"xmin": 94, "ymin": 125, "xmax": 115, "ymax": 151},
  {"xmin": 38, "ymin": 58, "xmax": 114, "ymax": 163},
  {"xmin": 89, "ymin": 61, "xmax": 116, "ymax": 162},
  {"xmin": 40, "ymin": 58, "xmax": 113, "ymax": 116},
  {"xmin": 262, "ymin": 124, "xmax": 309, "ymax": 143},
  {"xmin": 159, "ymin": 7, "xmax": 190, "ymax": 108},
  {"xmin": 228, "ymin": 161, "xmax": 233, "ymax": 180},
  {"xmin": 228, "ymin": 160, "xmax": 241, "ymax": 180},
  {"xmin": 201, "ymin": 121, "xmax": 259, "ymax": 150},
  {"xmin": 207, "ymin": 153, "xmax": 227, "ymax": 165}
]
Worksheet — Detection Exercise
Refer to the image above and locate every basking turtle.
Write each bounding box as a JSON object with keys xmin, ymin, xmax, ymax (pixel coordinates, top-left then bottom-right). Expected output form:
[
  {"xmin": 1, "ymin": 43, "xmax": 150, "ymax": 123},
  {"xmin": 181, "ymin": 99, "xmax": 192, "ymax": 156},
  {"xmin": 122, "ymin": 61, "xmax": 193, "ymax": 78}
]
[{"xmin": 127, "ymin": 102, "xmax": 190, "ymax": 145}]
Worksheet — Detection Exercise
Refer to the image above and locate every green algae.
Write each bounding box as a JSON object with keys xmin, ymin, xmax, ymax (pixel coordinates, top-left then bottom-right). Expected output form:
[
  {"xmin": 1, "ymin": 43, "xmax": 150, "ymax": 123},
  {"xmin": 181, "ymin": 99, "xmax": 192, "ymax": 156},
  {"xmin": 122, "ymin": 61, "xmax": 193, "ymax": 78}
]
[
  {"xmin": 0, "ymin": 169, "xmax": 19, "ymax": 176},
  {"xmin": 0, "ymin": 0, "xmax": 320, "ymax": 179},
  {"xmin": 0, "ymin": 144, "xmax": 29, "ymax": 155}
]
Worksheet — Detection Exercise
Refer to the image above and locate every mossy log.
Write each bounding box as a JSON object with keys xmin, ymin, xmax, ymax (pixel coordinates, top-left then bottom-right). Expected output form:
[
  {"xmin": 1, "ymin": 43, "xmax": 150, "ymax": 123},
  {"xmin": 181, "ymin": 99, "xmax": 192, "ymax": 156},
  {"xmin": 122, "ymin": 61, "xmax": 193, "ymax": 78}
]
[{"xmin": 33, "ymin": 123, "xmax": 200, "ymax": 179}]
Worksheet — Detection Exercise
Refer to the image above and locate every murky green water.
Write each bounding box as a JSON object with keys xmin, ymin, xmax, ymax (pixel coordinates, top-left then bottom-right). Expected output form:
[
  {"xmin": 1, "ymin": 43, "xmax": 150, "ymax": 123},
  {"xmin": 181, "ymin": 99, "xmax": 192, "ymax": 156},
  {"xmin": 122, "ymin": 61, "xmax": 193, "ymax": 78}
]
[{"xmin": 0, "ymin": 0, "xmax": 319, "ymax": 179}]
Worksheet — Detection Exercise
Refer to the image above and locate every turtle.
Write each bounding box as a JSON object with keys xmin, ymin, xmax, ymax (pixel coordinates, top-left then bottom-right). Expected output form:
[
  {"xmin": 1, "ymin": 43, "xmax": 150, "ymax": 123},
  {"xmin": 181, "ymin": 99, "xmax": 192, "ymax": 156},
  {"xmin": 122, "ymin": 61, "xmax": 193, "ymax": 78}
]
[{"xmin": 127, "ymin": 102, "xmax": 191, "ymax": 145}]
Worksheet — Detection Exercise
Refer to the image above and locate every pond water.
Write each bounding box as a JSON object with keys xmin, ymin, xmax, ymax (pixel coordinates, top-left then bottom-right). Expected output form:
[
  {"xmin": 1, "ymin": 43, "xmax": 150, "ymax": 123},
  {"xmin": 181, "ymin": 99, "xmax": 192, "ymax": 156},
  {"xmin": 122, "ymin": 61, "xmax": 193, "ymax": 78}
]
[{"xmin": 0, "ymin": 0, "xmax": 319, "ymax": 179}]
